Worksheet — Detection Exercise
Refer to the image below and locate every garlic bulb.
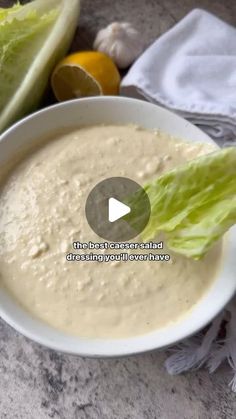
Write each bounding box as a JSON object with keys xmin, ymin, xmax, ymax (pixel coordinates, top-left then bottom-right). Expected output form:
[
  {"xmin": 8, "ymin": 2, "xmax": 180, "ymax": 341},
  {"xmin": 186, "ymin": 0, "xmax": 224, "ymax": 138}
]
[{"xmin": 93, "ymin": 22, "xmax": 145, "ymax": 69}]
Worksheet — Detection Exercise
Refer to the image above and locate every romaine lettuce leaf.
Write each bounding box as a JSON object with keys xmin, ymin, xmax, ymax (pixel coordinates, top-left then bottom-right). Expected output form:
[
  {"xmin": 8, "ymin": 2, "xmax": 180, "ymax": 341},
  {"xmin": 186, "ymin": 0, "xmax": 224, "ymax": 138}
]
[
  {"xmin": 0, "ymin": 0, "xmax": 80, "ymax": 132},
  {"xmin": 0, "ymin": 2, "xmax": 22, "ymax": 21},
  {"xmin": 127, "ymin": 147, "xmax": 236, "ymax": 259},
  {"xmin": 0, "ymin": 8, "xmax": 58, "ymax": 115}
]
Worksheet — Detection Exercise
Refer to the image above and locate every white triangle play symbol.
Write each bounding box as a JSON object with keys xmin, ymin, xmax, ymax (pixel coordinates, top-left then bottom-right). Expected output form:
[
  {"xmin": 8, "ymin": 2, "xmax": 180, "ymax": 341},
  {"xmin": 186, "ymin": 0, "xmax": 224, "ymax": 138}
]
[{"xmin": 108, "ymin": 197, "xmax": 131, "ymax": 223}]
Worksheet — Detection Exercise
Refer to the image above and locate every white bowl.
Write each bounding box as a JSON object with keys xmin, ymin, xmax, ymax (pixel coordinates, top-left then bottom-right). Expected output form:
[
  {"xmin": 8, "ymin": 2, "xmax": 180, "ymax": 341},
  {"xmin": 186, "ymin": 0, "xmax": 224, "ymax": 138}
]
[{"xmin": 0, "ymin": 97, "xmax": 235, "ymax": 357}]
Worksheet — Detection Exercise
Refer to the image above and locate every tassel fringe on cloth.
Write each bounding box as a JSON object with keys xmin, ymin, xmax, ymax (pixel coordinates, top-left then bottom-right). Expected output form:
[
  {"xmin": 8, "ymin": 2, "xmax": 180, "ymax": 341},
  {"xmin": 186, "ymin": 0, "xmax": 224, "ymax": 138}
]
[{"xmin": 165, "ymin": 300, "xmax": 236, "ymax": 391}]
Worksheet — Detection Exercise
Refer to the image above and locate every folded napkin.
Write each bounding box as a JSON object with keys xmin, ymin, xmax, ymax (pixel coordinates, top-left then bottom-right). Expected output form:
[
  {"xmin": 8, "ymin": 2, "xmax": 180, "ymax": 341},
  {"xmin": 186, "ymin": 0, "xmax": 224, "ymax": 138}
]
[{"xmin": 121, "ymin": 9, "xmax": 236, "ymax": 145}]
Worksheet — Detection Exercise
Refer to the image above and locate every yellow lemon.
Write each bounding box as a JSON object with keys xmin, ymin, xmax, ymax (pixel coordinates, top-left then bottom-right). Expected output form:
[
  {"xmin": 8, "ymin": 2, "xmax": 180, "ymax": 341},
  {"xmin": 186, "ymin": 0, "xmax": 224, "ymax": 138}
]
[{"xmin": 51, "ymin": 51, "xmax": 120, "ymax": 101}]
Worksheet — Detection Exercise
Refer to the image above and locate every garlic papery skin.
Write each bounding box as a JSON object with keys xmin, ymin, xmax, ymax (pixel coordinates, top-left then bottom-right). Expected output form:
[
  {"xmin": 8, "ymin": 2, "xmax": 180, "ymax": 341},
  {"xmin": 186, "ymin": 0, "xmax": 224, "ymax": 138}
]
[{"xmin": 93, "ymin": 22, "xmax": 145, "ymax": 69}]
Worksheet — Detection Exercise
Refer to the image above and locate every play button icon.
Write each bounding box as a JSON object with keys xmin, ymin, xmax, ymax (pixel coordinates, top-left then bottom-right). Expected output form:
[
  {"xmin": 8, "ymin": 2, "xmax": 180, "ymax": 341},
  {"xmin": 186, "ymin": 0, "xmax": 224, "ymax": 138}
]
[
  {"xmin": 108, "ymin": 198, "xmax": 131, "ymax": 222},
  {"xmin": 85, "ymin": 177, "xmax": 151, "ymax": 242}
]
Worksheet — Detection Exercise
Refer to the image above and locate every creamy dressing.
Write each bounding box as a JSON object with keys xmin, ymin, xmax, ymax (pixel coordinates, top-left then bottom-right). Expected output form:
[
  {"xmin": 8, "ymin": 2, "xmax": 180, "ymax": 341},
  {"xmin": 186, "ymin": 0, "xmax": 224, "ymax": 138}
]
[{"xmin": 0, "ymin": 125, "xmax": 222, "ymax": 338}]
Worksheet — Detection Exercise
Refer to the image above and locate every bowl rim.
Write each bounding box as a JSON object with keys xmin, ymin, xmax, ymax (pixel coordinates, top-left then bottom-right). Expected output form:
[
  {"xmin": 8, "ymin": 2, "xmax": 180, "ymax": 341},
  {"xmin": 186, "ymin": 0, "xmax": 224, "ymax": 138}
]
[{"xmin": 0, "ymin": 96, "xmax": 235, "ymax": 357}]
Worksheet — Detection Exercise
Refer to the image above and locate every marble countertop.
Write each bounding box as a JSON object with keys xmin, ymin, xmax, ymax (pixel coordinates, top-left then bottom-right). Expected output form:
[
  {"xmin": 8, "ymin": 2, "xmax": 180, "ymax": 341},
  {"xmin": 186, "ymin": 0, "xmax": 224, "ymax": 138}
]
[{"xmin": 1, "ymin": 1, "xmax": 236, "ymax": 418}]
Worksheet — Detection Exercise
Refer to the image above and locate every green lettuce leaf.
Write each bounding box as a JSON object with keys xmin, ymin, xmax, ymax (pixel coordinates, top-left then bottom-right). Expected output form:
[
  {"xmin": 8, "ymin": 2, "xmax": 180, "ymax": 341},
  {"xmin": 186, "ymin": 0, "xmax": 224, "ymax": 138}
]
[
  {"xmin": 0, "ymin": 2, "xmax": 22, "ymax": 21},
  {"xmin": 0, "ymin": 8, "xmax": 58, "ymax": 115},
  {"xmin": 0, "ymin": 0, "xmax": 80, "ymax": 132},
  {"xmin": 126, "ymin": 147, "xmax": 236, "ymax": 259}
]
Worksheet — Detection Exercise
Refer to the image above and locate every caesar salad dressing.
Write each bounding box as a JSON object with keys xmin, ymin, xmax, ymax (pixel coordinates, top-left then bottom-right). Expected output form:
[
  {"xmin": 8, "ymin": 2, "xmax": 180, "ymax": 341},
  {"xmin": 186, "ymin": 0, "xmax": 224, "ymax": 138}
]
[{"xmin": 0, "ymin": 125, "xmax": 222, "ymax": 338}]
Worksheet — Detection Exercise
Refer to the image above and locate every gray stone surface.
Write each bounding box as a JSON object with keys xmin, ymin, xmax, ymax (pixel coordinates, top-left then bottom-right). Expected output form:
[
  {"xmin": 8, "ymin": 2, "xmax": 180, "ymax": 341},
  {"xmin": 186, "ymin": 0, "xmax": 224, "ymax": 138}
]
[{"xmin": 0, "ymin": 0, "xmax": 236, "ymax": 418}]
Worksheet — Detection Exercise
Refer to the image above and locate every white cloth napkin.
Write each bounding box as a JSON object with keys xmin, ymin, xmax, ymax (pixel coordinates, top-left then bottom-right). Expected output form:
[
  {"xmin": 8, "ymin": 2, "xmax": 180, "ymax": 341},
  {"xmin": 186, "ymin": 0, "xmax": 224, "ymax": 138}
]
[{"xmin": 121, "ymin": 9, "xmax": 236, "ymax": 145}]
